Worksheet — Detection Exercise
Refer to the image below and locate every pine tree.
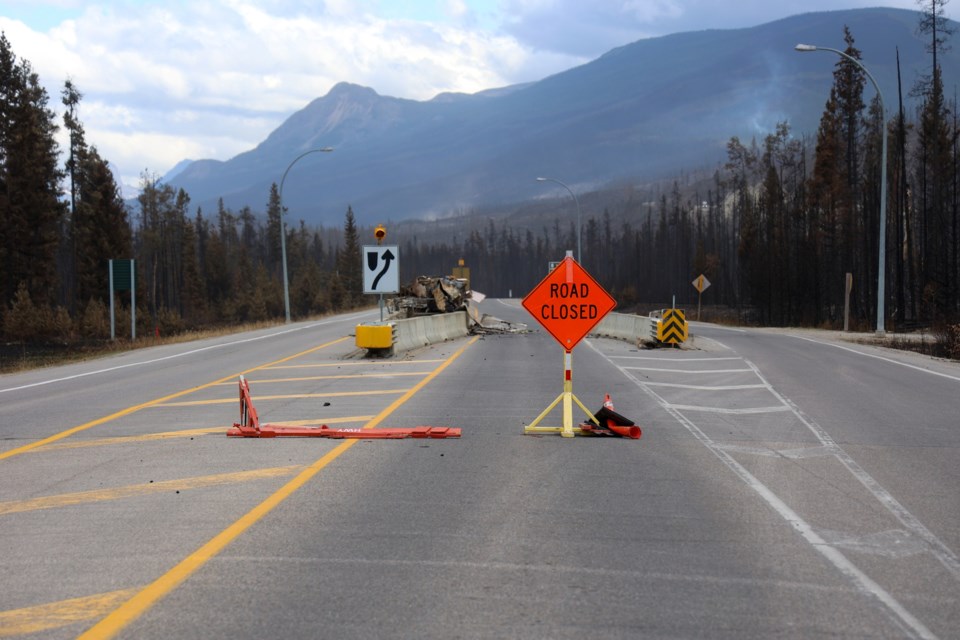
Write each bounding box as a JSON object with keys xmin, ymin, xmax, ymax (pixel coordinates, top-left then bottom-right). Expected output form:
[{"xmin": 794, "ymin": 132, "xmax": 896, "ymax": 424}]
[
  {"xmin": 266, "ymin": 183, "xmax": 282, "ymax": 276},
  {"xmin": 179, "ymin": 216, "xmax": 206, "ymax": 324},
  {"xmin": 914, "ymin": 0, "xmax": 956, "ymax": 319},
  {"xmin": 804, "ymin": 27, "xmax": 869, "ymax": 326},
  {"xmin": 3, "ymin": 282, "xmax": 41, "ymax": 343},
  {"xmin": 60, "ymin": 79, "xmax": 85, "ymax": 310},
  {"xmin": 0, "ymin": 33, "xmax": 67, "ymax": 327},
  {"xmin": 75, "ymin": 146, "xmax": 132, "ymax": 306},
  {"xmin": 337, "ymin": 206, "xmax": 362, "ymax": 307}
]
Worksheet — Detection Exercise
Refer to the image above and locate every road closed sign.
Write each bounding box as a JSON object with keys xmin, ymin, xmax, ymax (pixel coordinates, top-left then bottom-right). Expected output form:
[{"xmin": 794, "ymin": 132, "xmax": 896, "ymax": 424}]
[{"xmin": 522, "ymin": 256, "xmax": 616, "ymax": 351}]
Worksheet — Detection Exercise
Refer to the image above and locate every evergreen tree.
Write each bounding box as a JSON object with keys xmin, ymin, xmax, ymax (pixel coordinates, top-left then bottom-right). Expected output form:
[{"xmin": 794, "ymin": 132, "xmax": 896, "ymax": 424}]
[
  {"xmin": 266, "ymin": 183, "xmax": 282, "ymax": 276},
  {"xmin": 75, "ymin": 146, "xmax": 132, "ymax": 307},
  {"xmin": 62, "ymin": 80, "xmax": 83, "ymax": 220},
  {"xmin": 806, "ymin": 27, "xmax": 868, "ymax": 325},
  {"xmin": 0, "ymin": 33, "xmax": 67, "ymax": 322},
  {"xmin": 60, "ymin": 79, "xmax": 85, "ymax": 310},
  {"xmin": 337, "ymin": 206, "xmax": 362, "ymax": 306},
  {"xmin": 3, "ymin": 282, "xmax": 41, "ymax": 343},
  {"xmin": 914, "ymin": 0, "xmax": 956, "ymax": 318},
  {"xmin": 179, "ymin": 216, "xmax": 206, "ymax": 324}
]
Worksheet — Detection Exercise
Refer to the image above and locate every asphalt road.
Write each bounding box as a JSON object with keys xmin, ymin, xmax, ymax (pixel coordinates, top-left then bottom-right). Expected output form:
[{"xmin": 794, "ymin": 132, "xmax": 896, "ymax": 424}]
[{"xmin": 0, "ymin": 301, "xmax": 958, "ymax": 639}]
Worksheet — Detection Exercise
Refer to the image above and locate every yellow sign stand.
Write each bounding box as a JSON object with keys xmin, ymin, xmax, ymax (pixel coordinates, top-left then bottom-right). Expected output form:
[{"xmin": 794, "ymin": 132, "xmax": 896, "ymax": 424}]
[{"xmin": 524, "ymin": 351, "xmax": 600, "ymax": 438}]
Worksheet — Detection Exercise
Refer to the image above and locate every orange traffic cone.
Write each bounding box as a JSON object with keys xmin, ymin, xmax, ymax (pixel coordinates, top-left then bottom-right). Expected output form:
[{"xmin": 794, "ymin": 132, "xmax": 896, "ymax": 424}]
[{"xmin": 595, "ymin": 394, "xmax": 642, "ymax": 439}]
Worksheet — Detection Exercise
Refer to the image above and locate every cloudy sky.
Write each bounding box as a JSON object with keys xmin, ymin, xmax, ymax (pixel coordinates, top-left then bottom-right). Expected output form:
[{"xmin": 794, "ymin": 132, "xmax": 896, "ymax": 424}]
[{"xmin": 0, "ymin": 0, "xmax": 946, "ymax": 192}]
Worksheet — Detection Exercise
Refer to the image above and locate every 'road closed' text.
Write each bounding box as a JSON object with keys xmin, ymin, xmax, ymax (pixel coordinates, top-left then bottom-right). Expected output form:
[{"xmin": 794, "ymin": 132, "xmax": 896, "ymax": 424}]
[{"xmin": 540, "ymin": 282, "xmax": 598, "ymax": 320}]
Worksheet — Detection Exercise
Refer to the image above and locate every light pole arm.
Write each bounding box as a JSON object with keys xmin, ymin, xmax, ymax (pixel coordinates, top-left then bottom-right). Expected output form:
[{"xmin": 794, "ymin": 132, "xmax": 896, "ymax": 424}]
[
  {"xmin": 537, "ymin": 177, "xmax": 582, "ymax": 263},
  {"xmin": 278, "ymin": 147, "xmax": 333, "ymax": 324}
]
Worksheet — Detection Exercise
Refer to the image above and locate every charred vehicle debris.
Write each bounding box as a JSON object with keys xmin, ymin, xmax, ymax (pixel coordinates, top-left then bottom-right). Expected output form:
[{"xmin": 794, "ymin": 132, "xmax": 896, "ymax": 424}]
[{"xmin": 384, "ymin": 276, "xmax": 526, "ymax": 334}]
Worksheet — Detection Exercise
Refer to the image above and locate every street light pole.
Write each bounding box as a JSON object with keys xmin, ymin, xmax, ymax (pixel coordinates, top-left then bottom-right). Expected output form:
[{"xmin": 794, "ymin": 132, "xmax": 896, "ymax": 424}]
[
  {"xmin": 536, "ymin": 177, "xmax": 582, "ymax": 263},
  {"xmin": 278, "ymin": 147, "xmax": 334, "ymax": 323},
  {"xmin": 796, "ymin": 43, "xmax": 888, "ymax": 335}
]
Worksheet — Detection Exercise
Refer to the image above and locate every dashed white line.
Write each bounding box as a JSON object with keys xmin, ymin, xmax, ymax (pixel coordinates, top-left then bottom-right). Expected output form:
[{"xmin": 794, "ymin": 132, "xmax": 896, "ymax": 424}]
[
  {"xmin": 623, "ymin": 367, "xmax": 753, "ymax": 374},
  {"xmin": 645, "ymin": 382, "xmax": 766, "ymax": 391},
  {"xmin": 665, "ymin": 404, "xmax": 792, "ymax": 415}
]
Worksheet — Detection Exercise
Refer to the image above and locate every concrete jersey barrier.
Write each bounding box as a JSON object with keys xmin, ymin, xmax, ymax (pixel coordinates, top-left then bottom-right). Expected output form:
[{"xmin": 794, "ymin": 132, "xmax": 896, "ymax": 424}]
[
  {"xmin": 358, "ymin": 311, "xmax": 470, "ymax": 355},
  {"xmin": 590, "ymin": 312, "xmax": 659, "ymax": 344}
]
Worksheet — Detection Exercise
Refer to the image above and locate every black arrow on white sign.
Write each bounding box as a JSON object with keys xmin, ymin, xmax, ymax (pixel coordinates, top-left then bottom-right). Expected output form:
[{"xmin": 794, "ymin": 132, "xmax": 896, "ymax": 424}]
[{"xmin": 371, "ymin": 249, "xmax": 395, "ymax": 290}]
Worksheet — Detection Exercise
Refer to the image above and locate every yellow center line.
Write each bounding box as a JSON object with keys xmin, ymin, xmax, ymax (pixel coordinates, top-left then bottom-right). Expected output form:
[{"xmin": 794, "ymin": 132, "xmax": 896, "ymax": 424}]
[
  {"xmin": 33, "ymin": 427, "xmax": 228, "ymax": 451},
  {"xmin": 0, "ymin": 337, "xmax": 349, "ymax": 461},
  {"xmin": 79, "ymin": 336, "xmax": 478, "ymax": 640},
  {"xmin": 32, "ymin": 416, "xmax": 376, "ymax": 452},
  {"xmin": 0, "ymin": 588, "xmax": 142, "ymax": 637},
  {"xmin": 213, "ymin": 371, "xmax": 429, "ymax": 385},
  {"xmin": 0, "ymin": 466, "xmax": 302, "ymax": 516},
  {"xmin": 155, "ymin": 389, "xmax": 408, "ymax": 408},
  {"xmin": 262, "ymin": 359, "xmax": 444, "ymax": 370}
]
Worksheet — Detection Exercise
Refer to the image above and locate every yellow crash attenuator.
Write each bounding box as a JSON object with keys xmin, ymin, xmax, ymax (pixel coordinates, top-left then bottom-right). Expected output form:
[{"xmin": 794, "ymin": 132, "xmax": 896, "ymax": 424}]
[{"xmin": 355, "ymin": 323, "xmax": 394, "ymax": 349}]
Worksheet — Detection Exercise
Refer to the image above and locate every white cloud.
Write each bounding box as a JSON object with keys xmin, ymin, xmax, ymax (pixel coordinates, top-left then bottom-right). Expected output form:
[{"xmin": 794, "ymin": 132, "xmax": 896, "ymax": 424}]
[
  {"xmin": 3, "ymin": 1, "xmax": 555, "ymax": 187},
  {"xmin": 2, "ymin": 0, "xmax": 952, "ymax": 192}
]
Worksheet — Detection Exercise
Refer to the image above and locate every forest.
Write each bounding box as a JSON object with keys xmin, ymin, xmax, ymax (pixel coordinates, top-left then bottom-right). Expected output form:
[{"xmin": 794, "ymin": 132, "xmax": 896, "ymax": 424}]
[{"xmin": 1, "ymin": 2, "xmax": 959, "ymax": 353}]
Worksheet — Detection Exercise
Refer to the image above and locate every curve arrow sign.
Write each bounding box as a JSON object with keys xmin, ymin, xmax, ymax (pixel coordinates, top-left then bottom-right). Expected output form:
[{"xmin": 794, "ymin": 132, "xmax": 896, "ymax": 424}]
[{"xmin": 371, "ymin": 249, "xmax": 395, "ymax": 291}]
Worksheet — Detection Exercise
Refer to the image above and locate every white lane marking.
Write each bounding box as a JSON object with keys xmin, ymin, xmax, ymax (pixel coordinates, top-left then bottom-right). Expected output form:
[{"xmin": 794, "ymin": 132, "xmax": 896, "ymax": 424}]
[
  {"xmin": 819, "ymin": 529, "xmax": 930, "ymax": 560},
  {"xmin": 791, "ymin": 335, "xmax": 960, "ymax": 383},
  {"xmin": 779, "ymin": 446, "xmax": 840, "ymax": 459},
  {"xmin": 665, "ymin": 404, "xmax": 792, "ymax": 415},
  {"xmin": 645, "ymin": 382, "xmax": 767, "ymax": 391},
  {"xmin": 623, "ymin": 367, "xmax": 753, "ymax": 374},
  {"xmin": 593, "ymin": 343, "xmax": 939, "ymax": 640},
  {"xmin": 745, "ymin": 359, "xmax": 960, "ymax": 583},
  {"xmin": 0, "ymin": 311, "xmax": 375, "ymax": 395},
  {"xmin": 714, "ymin": 444, "xmax": 839, "ymax": 460},
  {"xmin": 713, "ymin": 443, "xmax": 784, "ymax": 456},
  {"xmin": 611, "ymin": 356, "xmax": 743, "ymax": 362}
]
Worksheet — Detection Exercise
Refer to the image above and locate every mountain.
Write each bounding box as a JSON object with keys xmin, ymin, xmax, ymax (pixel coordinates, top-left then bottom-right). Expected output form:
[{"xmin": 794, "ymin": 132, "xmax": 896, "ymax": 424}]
[
  {"xmin": 168, "ymin": 8, "xmax": 956, "ymax": 227},
  {"xmin": 162, "ymin": 159, "xmax": 194, "ymax": 183}
]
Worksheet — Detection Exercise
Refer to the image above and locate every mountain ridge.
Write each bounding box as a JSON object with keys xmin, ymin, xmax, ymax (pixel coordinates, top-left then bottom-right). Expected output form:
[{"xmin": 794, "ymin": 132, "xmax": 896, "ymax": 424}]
[{"xmin": 168, "ymin": 7, "xmax": 954, "ymax": 226}]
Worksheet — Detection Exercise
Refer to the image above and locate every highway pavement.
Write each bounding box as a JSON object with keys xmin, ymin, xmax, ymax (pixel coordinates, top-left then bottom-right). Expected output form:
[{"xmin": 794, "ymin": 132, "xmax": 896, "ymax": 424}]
[{"xmin": 0, "ymin": 300, "xmax": 957, "ymax": 639}]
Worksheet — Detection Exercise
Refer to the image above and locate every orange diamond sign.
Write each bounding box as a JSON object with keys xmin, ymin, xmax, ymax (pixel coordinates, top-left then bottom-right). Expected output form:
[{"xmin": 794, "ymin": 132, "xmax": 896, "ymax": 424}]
[{"xmin": 522, "ymin": 257, "xmax": 616, "ymax": 352}]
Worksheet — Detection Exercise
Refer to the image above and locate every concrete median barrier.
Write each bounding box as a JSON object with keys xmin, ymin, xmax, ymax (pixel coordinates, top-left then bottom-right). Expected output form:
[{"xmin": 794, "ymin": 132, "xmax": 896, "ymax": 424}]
[
  {"xmin": 590, "ymin": 312, "xmax": 659, "ymax": 345},
  {"xmin": 357, "ymin": 311, "xmax": 470, "ymax": 355}
]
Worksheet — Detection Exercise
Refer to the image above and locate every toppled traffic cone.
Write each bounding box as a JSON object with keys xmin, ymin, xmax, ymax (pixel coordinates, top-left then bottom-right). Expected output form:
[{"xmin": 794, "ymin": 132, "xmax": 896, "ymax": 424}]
[{"xmin": 579, "ymin": 394, "xmax": 642, "ymax": 439}]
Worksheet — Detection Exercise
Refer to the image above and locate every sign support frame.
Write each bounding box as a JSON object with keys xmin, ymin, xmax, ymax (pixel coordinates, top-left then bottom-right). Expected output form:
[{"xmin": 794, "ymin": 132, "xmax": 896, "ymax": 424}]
[
  {"xmin": 523, "ymin": 350, "xmax": 600, "ymax": 438},
  {"xmin": 108, "ymin": 259, "xmax": 136, "ymax": 341},
  {"xmin": 692, "ymin": 274, "xmax": 710, "ymax": 322}
]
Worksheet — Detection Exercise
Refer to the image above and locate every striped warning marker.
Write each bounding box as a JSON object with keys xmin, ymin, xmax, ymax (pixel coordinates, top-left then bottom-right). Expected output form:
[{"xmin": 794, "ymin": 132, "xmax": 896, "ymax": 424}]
[{"xmin": 657, "ymin": 309, "xmax": 688, "ymax": 344}]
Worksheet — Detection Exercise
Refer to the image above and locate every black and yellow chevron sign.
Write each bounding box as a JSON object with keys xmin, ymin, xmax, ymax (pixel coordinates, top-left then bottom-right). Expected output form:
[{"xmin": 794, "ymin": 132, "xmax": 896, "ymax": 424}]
[{"xmin": 657, "ymin": 309, "xmax": 688, "ymax": 344}]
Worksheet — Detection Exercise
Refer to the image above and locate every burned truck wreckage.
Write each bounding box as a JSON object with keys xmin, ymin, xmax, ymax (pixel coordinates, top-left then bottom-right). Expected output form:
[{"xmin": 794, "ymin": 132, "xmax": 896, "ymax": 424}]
[
  {"xmin": 386, "ymin": 276, "xmax": 470, "ymax": 316},
  {"xmin": 384, "ymin": 276, "xmax": 526, "ymax": 334}
]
